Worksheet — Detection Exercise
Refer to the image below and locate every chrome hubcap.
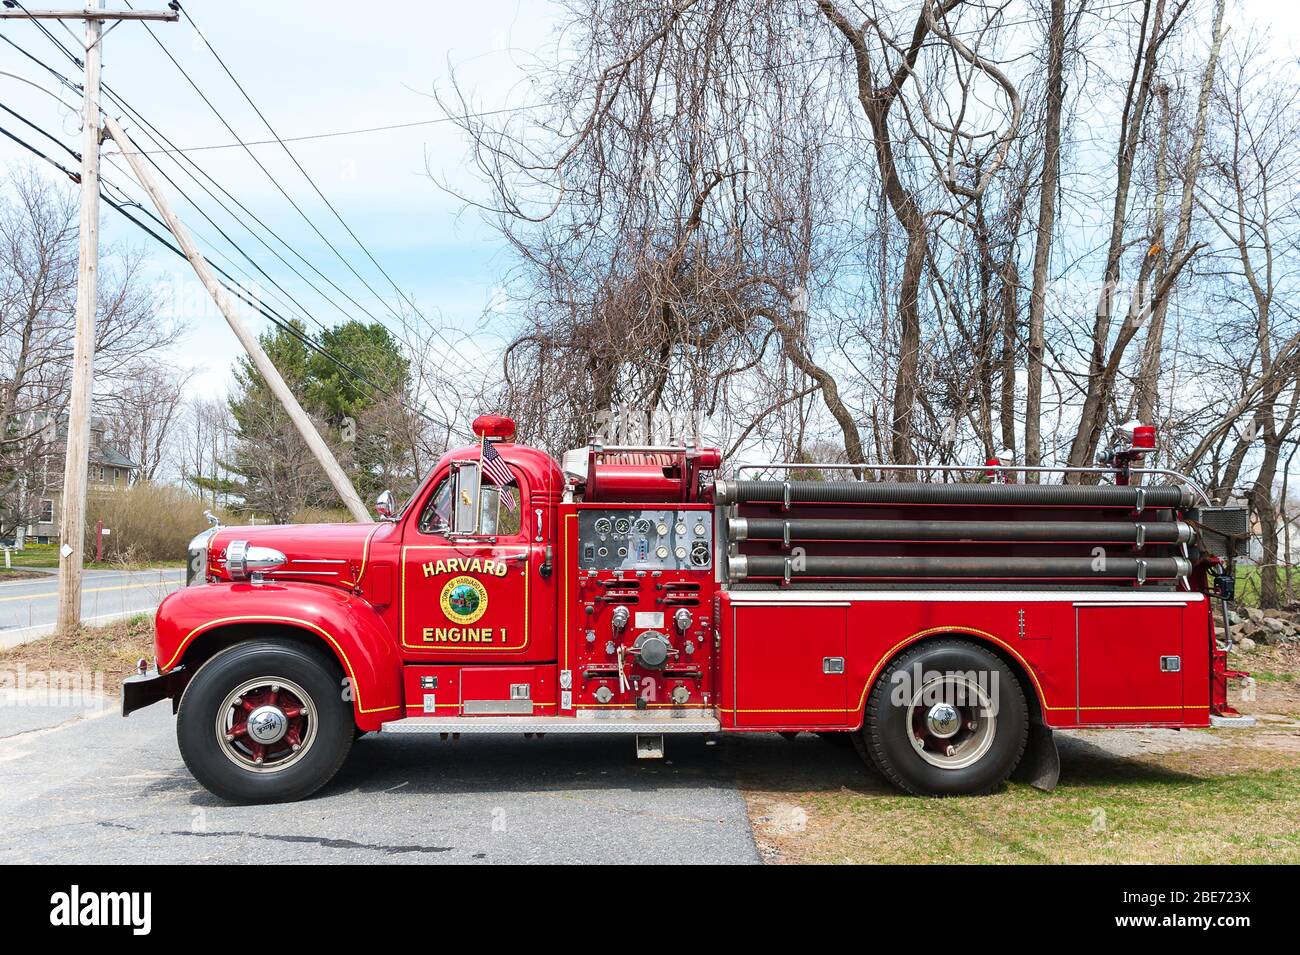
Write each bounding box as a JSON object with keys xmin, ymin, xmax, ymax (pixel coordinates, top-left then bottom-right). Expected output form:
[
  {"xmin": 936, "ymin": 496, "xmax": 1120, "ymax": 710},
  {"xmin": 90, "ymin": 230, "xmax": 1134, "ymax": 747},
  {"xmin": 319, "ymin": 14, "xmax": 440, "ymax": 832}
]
[
  {"xmin": 246, "ymin": 705, "xmax": 289, "ymax": 745},
  {"xmin": 215, "ymin": 677, "xmax": 317, "ymax": 774},
  {"xmin": 906, "ymin": 674, "xmax": 997, "ymax": 770},
  {"xmin": 925, "ymin": 702, "xmax": 961, "ymax": 739}
]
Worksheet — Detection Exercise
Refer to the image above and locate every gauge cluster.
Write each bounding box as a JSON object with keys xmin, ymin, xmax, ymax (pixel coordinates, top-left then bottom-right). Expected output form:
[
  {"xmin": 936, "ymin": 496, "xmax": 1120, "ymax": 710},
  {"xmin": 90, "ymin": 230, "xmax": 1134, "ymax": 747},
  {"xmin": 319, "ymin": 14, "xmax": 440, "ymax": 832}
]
[{"xmin": 577, "ymin": 508, "xmax": 713, "ymax": 571}]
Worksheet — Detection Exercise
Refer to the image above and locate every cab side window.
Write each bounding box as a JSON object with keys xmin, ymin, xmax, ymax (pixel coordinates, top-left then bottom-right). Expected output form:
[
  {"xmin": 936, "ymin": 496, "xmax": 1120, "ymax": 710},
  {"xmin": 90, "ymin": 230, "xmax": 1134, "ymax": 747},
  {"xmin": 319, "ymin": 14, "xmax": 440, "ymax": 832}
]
[
  {"xmin": 481, "ymin": 484, "xmax": 522, "ymax": 537},
  {"xmin": 415, "ymin": 471, "xmax": 524, "ymax": 538}
]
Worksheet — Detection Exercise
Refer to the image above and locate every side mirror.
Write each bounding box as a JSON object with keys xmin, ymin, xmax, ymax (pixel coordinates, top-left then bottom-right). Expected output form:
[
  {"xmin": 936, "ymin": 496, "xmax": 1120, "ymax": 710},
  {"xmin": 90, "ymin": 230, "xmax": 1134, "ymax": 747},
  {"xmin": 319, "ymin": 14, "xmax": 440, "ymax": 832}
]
[{"xmin": 374, "ymin": 489, "xmax": 396, "ymax": 520}]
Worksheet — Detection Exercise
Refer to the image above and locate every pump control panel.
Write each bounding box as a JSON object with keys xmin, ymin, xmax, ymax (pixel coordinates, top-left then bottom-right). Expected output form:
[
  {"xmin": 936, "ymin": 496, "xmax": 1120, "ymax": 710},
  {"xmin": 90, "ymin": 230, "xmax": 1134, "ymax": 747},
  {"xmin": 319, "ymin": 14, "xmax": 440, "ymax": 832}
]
[{"xmin": 577, "ymin": 508, "xmax": 713, "ymax": 572}]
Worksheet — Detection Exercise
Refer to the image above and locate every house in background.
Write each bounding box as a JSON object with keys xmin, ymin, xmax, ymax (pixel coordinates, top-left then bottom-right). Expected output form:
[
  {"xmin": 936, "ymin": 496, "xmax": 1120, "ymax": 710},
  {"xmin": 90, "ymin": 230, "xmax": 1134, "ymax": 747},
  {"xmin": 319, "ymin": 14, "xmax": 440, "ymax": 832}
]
[
  {"xmin": 1243, "ymin": 510, "xmax": 1300, "ymax": 566},
  {"xmin": 27, "ymin": 418, "xmax": 138, "ymax": 544}
]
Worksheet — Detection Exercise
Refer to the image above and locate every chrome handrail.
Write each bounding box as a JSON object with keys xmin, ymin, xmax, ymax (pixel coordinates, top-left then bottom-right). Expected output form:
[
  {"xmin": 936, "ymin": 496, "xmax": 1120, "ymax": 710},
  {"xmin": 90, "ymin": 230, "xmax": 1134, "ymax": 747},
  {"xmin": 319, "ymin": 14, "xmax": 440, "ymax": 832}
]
[{"xmin": 732, "ymin": 461, "xmax": 1214, "ymax": 508}]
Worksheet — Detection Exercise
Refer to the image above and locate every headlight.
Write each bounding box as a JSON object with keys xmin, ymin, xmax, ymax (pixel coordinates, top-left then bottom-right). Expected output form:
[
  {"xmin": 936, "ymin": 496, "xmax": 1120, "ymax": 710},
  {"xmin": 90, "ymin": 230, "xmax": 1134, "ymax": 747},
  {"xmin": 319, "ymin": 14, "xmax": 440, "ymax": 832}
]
[{"xmin": 225, "ymin": 540, "xmax": 287, "ymax": 580}]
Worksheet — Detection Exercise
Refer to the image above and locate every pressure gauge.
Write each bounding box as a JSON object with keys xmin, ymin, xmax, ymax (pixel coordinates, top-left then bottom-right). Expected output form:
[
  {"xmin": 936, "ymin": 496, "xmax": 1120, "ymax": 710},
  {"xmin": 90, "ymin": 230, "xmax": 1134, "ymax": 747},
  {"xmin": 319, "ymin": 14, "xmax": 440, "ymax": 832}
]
[
  {"xmin": 694, "ymin": 522, "xmax": 706, "ymax": 536},
  {"xmin": 675, "ymin": 522, "xmax": 687, "ymax": 535},
  {"xmin": 675, "ymin": 546, "xmax": 687, "ymax": 560},
  {"xmin": 656, "ymin": 522, "xmax": 669, "ymax": 535},
  {"xmin": 656, "ymin": 546, "xmax": 669, "ymax": 559},
  {"xmin": 634, "ymin": 518, "xmax": 652, "ymax": 534},
  {"xmin": 594, "ymin": 517, "xmax": 612, "ymax": 534},
  {"xmin": 614, "ymin": 517, "xmax": 631, "ymax": 535}
]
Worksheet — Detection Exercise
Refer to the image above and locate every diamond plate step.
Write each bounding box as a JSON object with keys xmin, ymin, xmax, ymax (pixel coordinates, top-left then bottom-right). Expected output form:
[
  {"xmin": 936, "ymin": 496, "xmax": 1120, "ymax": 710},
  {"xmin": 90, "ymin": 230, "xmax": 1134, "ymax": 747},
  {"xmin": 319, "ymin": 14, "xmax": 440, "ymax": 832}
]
[{"xmin": 380, "ymin": 713, "xmax": 720, "ymax": 735}]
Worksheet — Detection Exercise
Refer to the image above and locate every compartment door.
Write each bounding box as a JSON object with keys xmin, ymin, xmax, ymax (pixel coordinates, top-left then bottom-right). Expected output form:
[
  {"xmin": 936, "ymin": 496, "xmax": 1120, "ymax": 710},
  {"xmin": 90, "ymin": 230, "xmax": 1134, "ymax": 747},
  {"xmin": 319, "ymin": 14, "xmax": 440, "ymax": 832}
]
[
  {"xmin": 733, "ymin": 604, "xmax": 848, "ymax": 728},
  {"xmin": 1076, "ymin": 604, "xmax": 1184, "ymax": 724}
]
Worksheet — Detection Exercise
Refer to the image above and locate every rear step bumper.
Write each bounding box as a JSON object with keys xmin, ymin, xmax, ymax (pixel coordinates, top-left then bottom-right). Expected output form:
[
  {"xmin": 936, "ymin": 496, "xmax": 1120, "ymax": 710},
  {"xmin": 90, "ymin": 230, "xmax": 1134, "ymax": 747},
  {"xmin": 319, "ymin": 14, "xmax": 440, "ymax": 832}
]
[{"xmin": 381, "ymin": 713, "xmax": 720, "ymax": 734}]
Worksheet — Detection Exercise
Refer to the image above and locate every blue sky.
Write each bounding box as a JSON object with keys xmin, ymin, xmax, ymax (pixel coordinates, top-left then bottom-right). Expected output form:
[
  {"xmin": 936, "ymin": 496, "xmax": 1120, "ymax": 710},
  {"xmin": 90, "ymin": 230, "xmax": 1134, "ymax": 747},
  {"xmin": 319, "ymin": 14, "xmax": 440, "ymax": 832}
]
[{"xmin": 0, "ymin": 0, "xmax": 556, "ymax": 395}]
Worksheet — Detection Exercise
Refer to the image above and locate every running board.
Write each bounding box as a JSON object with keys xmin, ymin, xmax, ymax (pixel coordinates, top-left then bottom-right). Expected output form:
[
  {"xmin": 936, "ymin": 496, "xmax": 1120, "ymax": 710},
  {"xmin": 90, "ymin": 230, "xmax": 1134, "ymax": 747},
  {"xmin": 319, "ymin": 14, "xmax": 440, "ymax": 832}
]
[
  {"xmin": 1209, "ymin": 714, "xmax": 1258, "ymax": 728},
  {"xmin": 381, "ymin": 713, "xmax": 720, "ymax": 735}
]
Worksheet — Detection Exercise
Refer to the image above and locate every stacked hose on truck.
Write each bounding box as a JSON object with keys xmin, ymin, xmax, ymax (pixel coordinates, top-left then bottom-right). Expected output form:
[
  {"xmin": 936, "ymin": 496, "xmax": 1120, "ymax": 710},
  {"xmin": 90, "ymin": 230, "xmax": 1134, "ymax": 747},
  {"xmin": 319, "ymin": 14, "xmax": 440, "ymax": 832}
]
[
  {"xmin": 715, "ymin": 480, "xmax": 1193, "ymax": 509},
  {"xmin": 716, "ymin": 479, "xmax": 1196, "ymax": 588}
]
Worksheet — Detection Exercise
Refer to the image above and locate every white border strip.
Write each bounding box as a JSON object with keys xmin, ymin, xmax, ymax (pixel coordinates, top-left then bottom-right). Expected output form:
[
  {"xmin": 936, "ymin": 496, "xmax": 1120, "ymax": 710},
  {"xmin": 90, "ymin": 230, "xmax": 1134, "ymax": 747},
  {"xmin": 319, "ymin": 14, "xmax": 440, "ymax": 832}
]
[{"xmin": 727, "ymin": 590, "xmax": 1204, "ymax": 604}]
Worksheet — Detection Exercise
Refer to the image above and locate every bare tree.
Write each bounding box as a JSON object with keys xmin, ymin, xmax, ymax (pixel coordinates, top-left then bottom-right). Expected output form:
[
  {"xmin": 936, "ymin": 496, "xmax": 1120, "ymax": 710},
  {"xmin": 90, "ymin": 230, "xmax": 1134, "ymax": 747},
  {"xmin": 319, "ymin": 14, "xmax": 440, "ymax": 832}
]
[
  {"xmin": 179, "ymin": 395, "xmax": 235, "ymax": 510},
  {"xmin": 1023, "ymin": 0, "xmax": 1070, "ymax": 476},
  {"xmin": 102, "ymin": 360, "xmax": 193, "ymax": 482},
  {"xmin": 1188, "ymin": 38, "xmax": 1300, "ymax": 606},
  {"xmin": 0, "ymin": 167, "xmax": 173, "ymax": 538}
]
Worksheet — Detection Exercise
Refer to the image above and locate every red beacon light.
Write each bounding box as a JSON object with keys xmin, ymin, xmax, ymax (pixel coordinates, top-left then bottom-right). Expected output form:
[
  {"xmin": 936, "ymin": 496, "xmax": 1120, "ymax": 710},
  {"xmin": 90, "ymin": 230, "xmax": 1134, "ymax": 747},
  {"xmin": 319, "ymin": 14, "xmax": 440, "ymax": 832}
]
[
  {"xmin": 472, "ymin": 414, "xmax": 516, "ymax": 442},
  {"xmin": 1131, "ymin": 424, "xmax": 1157, "ymax": 451}
]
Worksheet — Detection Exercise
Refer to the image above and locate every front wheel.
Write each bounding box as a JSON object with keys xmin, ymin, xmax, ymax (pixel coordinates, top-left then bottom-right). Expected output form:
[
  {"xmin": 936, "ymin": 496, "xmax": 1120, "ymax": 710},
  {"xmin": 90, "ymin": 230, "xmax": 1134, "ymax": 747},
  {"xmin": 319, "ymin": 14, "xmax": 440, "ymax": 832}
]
[
  {"xmin": 860, "ymin": 639, "xmax": 1027, "ymax": 796},
  {"xmin": 176, "ymin": 640, "xmax": 354, "ymax": 804}
]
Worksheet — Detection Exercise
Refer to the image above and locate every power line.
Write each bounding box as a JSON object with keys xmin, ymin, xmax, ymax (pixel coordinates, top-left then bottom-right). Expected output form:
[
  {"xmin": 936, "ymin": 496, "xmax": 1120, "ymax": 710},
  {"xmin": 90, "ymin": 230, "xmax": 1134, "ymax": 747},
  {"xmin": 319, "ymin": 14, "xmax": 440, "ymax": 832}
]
[
  {"xmin": 126, "ymin": 104, "xmax": 561, "ymax": 154},
  {"xmin": 0, "ymin": 112, "xmax": 470, "ymax": 440},
  {"xmin": 5, "ymin": 8, "xmax": 421, "ymax": 339},
  {"xmin": 124, "ymin": 1, "xmax": 480, "ymax": 384},
  {"xmin": 0, "ymin": 118, "xmax": 392, "ymax": 404},
  {"xmin": 1, "ymin": 31, "xmax": 472, "ymax": 415},
  {"xmin": 174, "ymin": 2, "xmax": 482, "ymax": 384},
  {"xmin": 2, "ymin": 36, "xmax": 374, "ymax": 339},
  {"xmin": 179, "ymin": 5, "xmax": 452, "ymax": 336},
  {"xmin": 1, "ymin": 56, "xmax": 473, "ymax": 441}
]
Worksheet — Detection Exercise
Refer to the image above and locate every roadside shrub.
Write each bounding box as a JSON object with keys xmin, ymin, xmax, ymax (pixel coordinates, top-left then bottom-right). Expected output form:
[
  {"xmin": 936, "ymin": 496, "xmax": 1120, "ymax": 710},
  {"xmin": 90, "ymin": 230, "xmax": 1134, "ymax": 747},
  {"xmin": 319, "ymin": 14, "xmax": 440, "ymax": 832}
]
[
  {"xmin": 84, "ymin": 484, "xmax": 211, "ymax": 563},
  {"xmin": 289, "ymin": 505, "xmax": 355, "ymax": 525}
]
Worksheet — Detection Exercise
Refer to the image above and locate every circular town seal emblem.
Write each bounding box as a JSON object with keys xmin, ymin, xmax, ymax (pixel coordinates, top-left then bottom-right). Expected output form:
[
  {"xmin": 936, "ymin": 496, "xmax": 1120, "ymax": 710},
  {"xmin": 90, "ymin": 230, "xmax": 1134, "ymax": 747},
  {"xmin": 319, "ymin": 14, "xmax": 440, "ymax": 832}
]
[{"xmin": 440, "ymin": 574, "xmax": 488, "ymax": 625}]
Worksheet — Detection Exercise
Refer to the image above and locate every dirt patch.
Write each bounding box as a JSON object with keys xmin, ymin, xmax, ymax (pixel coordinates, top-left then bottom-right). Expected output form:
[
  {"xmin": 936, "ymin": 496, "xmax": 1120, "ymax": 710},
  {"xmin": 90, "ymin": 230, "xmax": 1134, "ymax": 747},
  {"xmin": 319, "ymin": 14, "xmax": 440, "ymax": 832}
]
[
  {"xmin": 1232, "ymin": 643, "xmax": 1300, "ymax": 719},
  {"xmin": 0, "ymin": 569, "xmax": 50, "ymax": 582},
  {"xmin": 0, "ymin": 616, "xmax": 155, "ymax": 694}
]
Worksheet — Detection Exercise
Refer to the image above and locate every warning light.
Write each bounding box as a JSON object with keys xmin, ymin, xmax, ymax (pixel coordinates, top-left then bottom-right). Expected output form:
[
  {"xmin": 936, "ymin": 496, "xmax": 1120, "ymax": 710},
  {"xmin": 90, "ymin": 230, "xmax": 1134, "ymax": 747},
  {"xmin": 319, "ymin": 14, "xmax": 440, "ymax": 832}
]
[
  {"xmin": 472, "ymin": 414, "xmax": 516, "ymax": 441},
  {"xmin": 1132, "ymin": 424, "xmax": 1156, "ymax": 450}
]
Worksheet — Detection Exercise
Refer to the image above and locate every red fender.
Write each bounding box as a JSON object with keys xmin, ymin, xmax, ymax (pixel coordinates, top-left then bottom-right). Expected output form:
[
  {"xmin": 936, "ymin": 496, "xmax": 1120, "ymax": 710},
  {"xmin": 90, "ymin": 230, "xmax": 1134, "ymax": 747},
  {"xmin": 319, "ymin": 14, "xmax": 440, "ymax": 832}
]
[{"xmin": 155, "ymin": 581, "xmax": 403, "ymax": 731}]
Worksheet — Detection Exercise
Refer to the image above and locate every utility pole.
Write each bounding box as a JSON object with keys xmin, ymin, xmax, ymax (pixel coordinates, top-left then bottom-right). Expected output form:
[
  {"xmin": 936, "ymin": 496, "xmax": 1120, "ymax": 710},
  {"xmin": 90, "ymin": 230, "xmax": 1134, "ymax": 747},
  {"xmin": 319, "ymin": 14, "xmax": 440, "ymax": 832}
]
[
  {"xmin": 103, "ymin": 113, "xmax": 371, "ymax": 523},
  {"xmin": 0, "ymin": 2, "xmax": 178, "ymax": 633}
]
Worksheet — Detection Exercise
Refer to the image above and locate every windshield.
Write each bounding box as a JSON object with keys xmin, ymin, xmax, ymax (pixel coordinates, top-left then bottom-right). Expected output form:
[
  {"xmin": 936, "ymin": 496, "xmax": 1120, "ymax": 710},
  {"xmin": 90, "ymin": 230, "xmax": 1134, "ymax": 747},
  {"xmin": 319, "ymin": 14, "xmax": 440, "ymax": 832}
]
[{"xmin": 395, "ymin": 468, "xmax": 433, "ymax": 519}]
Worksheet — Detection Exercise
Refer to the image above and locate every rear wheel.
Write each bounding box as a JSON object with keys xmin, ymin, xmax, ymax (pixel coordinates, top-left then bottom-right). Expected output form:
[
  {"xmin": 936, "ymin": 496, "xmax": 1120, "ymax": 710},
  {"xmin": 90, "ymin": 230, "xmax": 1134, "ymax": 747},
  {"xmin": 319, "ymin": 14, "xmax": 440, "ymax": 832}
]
[
  {"xmin": 177, "ymin": 640, "xmax": 354, "ymax": 804},
  {"xmin": 862, "ymin": 639, "xmax": 1027, "ymax": 796}
]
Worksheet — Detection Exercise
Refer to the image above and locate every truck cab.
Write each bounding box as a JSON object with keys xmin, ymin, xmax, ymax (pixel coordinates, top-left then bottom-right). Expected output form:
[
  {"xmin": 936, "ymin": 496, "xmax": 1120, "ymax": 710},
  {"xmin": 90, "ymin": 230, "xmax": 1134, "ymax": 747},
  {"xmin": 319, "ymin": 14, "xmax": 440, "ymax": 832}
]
[{"xmin": 125, "ymin": 414, "xmax": 1245, "ymax": 804}]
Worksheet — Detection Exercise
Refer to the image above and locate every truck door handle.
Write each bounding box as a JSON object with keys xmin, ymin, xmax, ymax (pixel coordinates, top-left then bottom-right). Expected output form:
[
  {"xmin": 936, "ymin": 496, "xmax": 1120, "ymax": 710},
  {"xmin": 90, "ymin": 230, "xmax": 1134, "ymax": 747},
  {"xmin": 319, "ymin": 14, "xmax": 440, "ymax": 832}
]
[{"xmin": 539, "ymin": 545, "xmax": 552, "ymax": 578}]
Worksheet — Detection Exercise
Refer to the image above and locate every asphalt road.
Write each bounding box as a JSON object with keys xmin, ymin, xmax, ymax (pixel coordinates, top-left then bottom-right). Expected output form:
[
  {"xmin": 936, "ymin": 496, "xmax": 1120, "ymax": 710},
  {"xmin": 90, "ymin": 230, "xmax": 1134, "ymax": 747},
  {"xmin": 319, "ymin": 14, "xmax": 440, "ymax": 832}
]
[
  {"xmin": 0, "ymin": 692, "xmax": 761, "ymax": 864},
  {"xmin": 0, "ymin": 568, "xmax": 185, "ymax": 648}
]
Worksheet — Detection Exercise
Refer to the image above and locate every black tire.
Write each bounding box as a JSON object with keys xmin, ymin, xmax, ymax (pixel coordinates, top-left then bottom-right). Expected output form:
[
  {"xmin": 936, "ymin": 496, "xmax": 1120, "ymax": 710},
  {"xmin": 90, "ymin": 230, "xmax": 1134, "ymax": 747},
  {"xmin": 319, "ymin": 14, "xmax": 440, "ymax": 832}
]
[
  {"xmin": 177, "ymin": 640, "xmax": 354, "ymax": 804},
  {"xmin": 861, "ymin": 639, "xmax": 1027, "ymax": 796}
]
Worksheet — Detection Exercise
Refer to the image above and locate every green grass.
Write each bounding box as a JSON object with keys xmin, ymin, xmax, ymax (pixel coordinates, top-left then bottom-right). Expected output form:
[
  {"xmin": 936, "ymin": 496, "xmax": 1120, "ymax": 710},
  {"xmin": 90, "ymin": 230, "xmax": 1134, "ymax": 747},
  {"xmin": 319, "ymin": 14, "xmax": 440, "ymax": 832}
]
[
  {"xmin": 1249, "ymin": 670, "xmax": 1297, "ymax": 684},
  {"xmin": 743, "ymin": 743, "xmax": 1300, "ymax": 864},
  {"xmin": 1234, "ymin": 565, "xmax": 1300, "ymax": 607},
  {"xmin": 0, "ymin": 567, "xmax": 47, "ymax": 580},
  {"xmin": 3, "ymin": 542, "xmax": 183, "ymax": 570}
]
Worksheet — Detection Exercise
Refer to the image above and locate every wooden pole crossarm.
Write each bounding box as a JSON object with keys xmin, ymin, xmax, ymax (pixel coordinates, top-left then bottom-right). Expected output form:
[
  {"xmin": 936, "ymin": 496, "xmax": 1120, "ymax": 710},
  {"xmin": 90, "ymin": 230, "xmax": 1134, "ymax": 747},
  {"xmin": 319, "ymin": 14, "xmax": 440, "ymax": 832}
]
[{"xmin": 0, "ymin": 9, "xmax": 178, "ymax": 19}]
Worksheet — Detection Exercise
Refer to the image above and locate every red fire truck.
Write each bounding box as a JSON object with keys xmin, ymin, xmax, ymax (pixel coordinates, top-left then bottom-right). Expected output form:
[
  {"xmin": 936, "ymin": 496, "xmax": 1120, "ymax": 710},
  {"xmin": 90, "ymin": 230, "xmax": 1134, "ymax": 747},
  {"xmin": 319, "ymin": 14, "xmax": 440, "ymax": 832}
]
[{"xmin": 123, "ymin": 415, "xmax": 1247, "ymax": 803}]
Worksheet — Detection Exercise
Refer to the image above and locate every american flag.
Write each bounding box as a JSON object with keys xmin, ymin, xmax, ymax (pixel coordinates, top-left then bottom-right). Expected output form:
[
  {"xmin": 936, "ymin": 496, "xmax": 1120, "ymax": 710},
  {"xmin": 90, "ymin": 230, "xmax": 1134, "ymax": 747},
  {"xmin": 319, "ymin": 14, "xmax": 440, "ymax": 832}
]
[{"xmin": 481, "ymin": 439, "xmax": 518, "ymax": 511}]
